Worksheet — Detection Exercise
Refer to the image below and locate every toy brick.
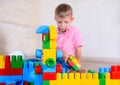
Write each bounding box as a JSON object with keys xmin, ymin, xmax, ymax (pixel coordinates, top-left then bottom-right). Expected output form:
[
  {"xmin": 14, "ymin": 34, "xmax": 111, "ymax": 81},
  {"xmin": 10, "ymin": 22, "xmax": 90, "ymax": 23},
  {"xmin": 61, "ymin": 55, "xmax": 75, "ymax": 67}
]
[
  {"xmin": 49, "ymin": 26, "xmax": 57, "ymax": 40},
  {"xmin": 68, "ymin": 73, "xmax": 74, "ymax": 79},
  {"xmin": 117, "ymin": 65, "xmax": 120, "ymax": 71},
  {"xmin": 0, "ymin": 55, "xmax": 5, "ymax": 69},
  {"xmin": 72, "ymin": 58, "xmax": 78, "ymax": 64},
  {"xmin": 73, "ymin": 65, "xmax": 79, "ymax": 71},
  {"xmin": 42, "ymin": 64, "xmax": 56, "ymax": 72},
  {"xmin": 29, "ymin": 82, "xmax": 34, "ymax": 85},
  {"xmin": 24, "ymin": 81, "xmax": 29, "ymax": 85},
  {"xmin": 67, "ymin": 60, "xmax": 74, "ymax": 67},
  {"xmin": 75, "ymin": 73, "xmax": 80, "ymax": 79},
  {"xmin": 50, "ymin": 80, "xmax": 56, "ymax": 85},
  {"xmin": 0, "ymin": 83, "xmax": 5, "ymax": 85},
  {"xmin": 86, "ymin": 73, "xmax": 93, "ymax": 85},
  {"xmin": 8, "ymin": 84, "xmax": 14, "ymax": 85},
  {"xmin": 50, "ymin": 40, "xmax": 56, "ymax": 49},
  {"xmin": 43, "ymin": 72, "xmax": 56, "ymax": 80},
  {"xmin": 56, "ymin": 50, "xmax": 62, "ymax": 59},
  {"xmin": 93, "ymin": 73, "xmax": 99, "ymax": 85},
  {"xmin": 62, "ymin": 73, "xmax": 68, "ymax": 79},
  {"xmin": 36, "ymin": 25, "xmax": 49, "ymax": 34},
  {"xmin": 111, "ymin": 65, "xmax": 117, "ymax": 72},
  {"xmin": 5, "ymin": 55, "xmax": 11, "ymax": 68},
  {"xmin": 46, "ymin": 58, "xmax": 55, "ymax": 67},
  {"xmin": 56, "ymin": 64, "xmax": 62, "ymax": 73},
  {"xmin": 99, "ymin": 73, "xmax": 106, "ymax": 85},
  {"xmin": 43, "ymin": 80, "xmax": 50, "ymax": 85},
  {"xmin": 105, "ymin": 73, "xmax": 112, "ymax": 85},
  {"xmin": 11, "ymin": 55, "xmax": 23, "ymax": 68},
  {"xmin": 81, "ymin": 73, "xmax": 87, "ymax": 85},
  {"xmin": 35, "ymin": 49, "xmax": 42, "ymax": 58},
  {"xmin": 35, "ymin": 65, "xmax": 42, "ymax": 74}
]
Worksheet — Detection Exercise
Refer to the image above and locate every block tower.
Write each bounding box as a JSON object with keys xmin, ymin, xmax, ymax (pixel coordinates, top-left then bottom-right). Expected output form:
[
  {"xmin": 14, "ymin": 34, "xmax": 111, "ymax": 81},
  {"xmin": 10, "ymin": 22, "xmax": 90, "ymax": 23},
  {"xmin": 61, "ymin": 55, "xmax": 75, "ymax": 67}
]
[{"xmin": 35, "ymin": 25, "xmax": 63, "ymax": 85}]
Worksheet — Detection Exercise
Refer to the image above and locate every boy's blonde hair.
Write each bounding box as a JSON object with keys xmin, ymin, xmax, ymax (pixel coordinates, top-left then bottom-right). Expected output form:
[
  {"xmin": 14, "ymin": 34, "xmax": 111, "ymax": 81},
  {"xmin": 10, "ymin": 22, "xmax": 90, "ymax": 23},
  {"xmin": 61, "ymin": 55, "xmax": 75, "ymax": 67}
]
[{"xmin": 55, "ymin": 3, "xmax": 73, "ymax": 17}]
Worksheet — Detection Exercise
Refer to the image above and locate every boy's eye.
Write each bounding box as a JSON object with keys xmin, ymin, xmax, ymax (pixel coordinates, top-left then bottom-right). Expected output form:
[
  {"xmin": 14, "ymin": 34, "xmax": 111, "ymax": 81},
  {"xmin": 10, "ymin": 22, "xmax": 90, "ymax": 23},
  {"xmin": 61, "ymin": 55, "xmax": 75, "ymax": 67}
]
[
  {"xmin": 64, "ymin": 21, "xmax": 68, "ymax": 23},
  {"xmin": 58, "ymin": 21, "xmax": 62, "ymax": 23}
]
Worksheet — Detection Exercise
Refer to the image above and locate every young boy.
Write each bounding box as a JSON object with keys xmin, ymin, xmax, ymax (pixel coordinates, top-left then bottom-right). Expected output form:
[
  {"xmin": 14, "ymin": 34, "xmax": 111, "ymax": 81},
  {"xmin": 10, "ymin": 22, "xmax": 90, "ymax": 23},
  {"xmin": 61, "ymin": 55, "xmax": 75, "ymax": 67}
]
[{"xmin": 55, "ymin": 3, "xmax": 83, "ymax": 72}]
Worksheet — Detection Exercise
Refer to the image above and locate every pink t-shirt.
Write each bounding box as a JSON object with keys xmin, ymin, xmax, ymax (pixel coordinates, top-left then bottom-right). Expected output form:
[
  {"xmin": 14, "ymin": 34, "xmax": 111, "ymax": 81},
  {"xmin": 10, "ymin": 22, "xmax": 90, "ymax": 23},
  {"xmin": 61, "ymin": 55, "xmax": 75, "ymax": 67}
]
[{"xmin": 57, "ymin": 25, "xmax": 83, "ymax": 56}]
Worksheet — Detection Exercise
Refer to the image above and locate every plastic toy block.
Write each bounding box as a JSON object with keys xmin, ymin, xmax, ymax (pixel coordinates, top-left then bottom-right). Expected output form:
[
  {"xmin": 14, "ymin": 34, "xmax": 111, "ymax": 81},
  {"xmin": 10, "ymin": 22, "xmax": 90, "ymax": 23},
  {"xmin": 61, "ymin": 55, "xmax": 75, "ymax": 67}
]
[
  {"xmin": 24, "ymin": 81, "xmax": 29, "ymax": 85},
  {"xmin": 50, "ymin": 40, "xmax": 56, "ymax": 49},
  {"xmin": 43, "ymin": 34, "xmax": 50, "ymax": 49},
  {"xmin": 0, "ymin": 55, "xmax": 5, "ymax": 68},
  {"xmin": 74, "ymin": 73, "xmax": 81, "ymax": 85},
  {"xmin": 81, "ymin": 73, "xmax": 87, "ymax": 85},
  {"xmin": 56, "ymin": 64, "xmax": 62, "ymax": 73},
  {"xmin": 43, "ymin": 80, "xmax": 50, "ymax": 85},
  {"xmin": 10, "ymin": 75, "xmax": 22, "ymax": 81},
  {"xmin": 56, "ymin": 50, "xmax": 62, "ymax": 59},
  {"xmin": 43, "ymin": 49, "xmax": 56, "ymax": 64},
  {"xmin": 11, "ymin": 55, "xmax": 23, "ymax": 68},
  {"xmin": 35, "ymin": 49, "xmax": 42, "ymax": 58},
  {"xmin": 36, "ymin": 26, "xmax": 49, "ymax": 34},
  {"xmin": 50, "ymin": 80, "xmax": 56, "ymax": 85},
  {"xmin": 46, "ymin": 58, "xmax": 55, "ymax": 67},
  {"xmin": 8, "ymin": 84, "xmax": 14, "ymax": 85},
  {"xmin": 106, "ymin": 73, "xmax": 112, "ymax": 85},
  {"xmin": 49, "ymin": 26, "xmax": 57, "ymax": 40},
  {"xmin": 86, "ymin": 73, "xmax": 93, "ymax": 85},
  {"xmin": 99, "ymin": 73, "xmax": 106, "ymax": 85},
  {"xmin": 93, "ymin": 73, "xmax": 99, "ymax": 85},
  {"xmin": 29, "ymin": 82, "xmax": 34, "ymax": 85},
  {"xmin": 73, "ymin": 64, "xmax": 79, "ymax": 71},
  {"xmin": 5, "ymin": 55, "xmax": 11, "ymax": 68},
  {"xmin": 42, "ymin": 64, "xmax": 56, "ymax": 72},
  {"xmin": 0, "ymin": 83, "xmax": 5, "ymax": 85},
  {"xmin": 35, "ymin": 65, "xmax": 42, "ymax": 74},
  {"xmin": 99, "ymin": 67, "xmax": 110, "ymax": 74},
  {"xmin": 0, "ymin": 76, "xmax": 11, "ymax": 82},
  {"xmin": 43, "ymin": 72, "xmax": 56, "ymax": 80},
  {"xmin": 88, "ymin": 69, "xmax": 96, "ymax": 74},
  {"xmin": 111, "ymin": 65, "xmax": 120, "ymax": 79}
]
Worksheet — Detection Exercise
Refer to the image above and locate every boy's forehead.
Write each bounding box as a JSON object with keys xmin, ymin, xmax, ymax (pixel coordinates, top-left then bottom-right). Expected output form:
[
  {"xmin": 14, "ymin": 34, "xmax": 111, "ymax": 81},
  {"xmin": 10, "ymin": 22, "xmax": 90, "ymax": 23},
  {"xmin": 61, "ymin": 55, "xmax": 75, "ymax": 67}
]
[{"xmin": 56, "ymin": 15, "xmax": 72, "ymax": 19}]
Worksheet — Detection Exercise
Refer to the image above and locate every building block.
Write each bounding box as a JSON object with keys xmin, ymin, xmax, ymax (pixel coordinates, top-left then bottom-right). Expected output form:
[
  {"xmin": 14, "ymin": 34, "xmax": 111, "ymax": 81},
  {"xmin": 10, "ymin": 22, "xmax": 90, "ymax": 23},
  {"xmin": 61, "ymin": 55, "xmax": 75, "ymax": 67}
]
[
  {"xmin": 50, "ymin": 40, "xmax": 56, "ymax": 49},
  {"xmin": 56, "ymin": 50, "xmax": 62, "ymax": 59},
  {"xmin": 0, "ymin": 83, "xmax": 6, "ymax": 85},
  {"xmin": 0, "ymin": 55, "xmax": 5, "ymax": 69},
  {"xmin": 56, "ymin": 64, "xmax": 62, "ymax": 73},
  {"xmin": 93, "ymin": 73, "xmax": 99, "ymax": 85},
  {"xmin": 106, "ymin": 73, "xmax": 112, "ymax": 85},
  {"xmin": 11, "ymin": 55, "xmax": 23, "ymax": 68},
  {"xmin": 35, "ymin": 65, "xmax": 42, "ymax": 74},
  {"xmin": 43, "ymin": 80, "xmax": 50, "ymax": 85},
  {"xmin": 50, "ymin": 80, "xmax": 56, "ymax": 85},
  {"xmin": 35, "ymin": 49, "xmax": 42, "ymax": 58},
  {"xmin": 42, "ymin": 64, "xmax": 56, "ymax": 73},
  {"xmin": 24, "ymin": 81, "xmax": 29, "ymax": 85},
  {"xmin": 36, "ymin": 26, "xmax": 49, "ymax": 34},
  {"xmin": 5, "ymin": 55, "xmax": 11, "ymax": 68},
  {"xmin": 43, "ymin": 73, "xmax": 56, "ymax": 80},
  {"xmin": 99, "ymin": 73, "xmax": 106, "ymax": 85},
  {"xmin": 49, "ymin": 26, "xmax": 57, "ymax": 40}
]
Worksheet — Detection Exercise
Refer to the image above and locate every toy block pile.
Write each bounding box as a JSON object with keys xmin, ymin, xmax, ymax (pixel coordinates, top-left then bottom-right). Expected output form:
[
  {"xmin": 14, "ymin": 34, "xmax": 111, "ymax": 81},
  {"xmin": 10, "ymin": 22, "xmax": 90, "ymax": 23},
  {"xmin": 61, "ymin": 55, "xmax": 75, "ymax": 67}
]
[
  {"xmin": 0, "ymin": 55, "xmax": 23, "ymax": 85},
  {"xmin": 67, "ymin": 55, "xmax": 81, "ymax": 71},
  {"xmin": 35, "ymin": 25, "xmax": 63, "ymax": 85}
]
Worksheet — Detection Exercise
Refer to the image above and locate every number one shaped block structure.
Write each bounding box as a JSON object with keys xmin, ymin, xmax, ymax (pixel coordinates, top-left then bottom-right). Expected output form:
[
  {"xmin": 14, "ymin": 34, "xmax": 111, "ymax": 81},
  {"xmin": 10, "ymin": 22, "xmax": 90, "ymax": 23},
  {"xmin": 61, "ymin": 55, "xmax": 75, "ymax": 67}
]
[{"xmin": 35, "ymin": 25, "xmax": 63, "ymax": 81}]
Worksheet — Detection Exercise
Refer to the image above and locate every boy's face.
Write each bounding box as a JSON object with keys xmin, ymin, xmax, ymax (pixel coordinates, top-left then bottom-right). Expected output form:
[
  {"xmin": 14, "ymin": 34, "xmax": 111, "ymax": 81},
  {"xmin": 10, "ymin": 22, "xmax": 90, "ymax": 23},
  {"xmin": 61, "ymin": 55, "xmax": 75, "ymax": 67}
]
[{"xmin": 55, "ymin": 15, "xmax": 74, "ymax": 32}]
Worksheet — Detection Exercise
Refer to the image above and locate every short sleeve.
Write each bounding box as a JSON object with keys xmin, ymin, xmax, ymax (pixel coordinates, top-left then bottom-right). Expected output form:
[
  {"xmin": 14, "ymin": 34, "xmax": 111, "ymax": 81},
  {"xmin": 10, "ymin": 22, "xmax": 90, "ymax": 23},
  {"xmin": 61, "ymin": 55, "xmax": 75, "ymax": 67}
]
[{"xmin": 74, "ymin": 29, "xmax": 83, "ymax": 48}]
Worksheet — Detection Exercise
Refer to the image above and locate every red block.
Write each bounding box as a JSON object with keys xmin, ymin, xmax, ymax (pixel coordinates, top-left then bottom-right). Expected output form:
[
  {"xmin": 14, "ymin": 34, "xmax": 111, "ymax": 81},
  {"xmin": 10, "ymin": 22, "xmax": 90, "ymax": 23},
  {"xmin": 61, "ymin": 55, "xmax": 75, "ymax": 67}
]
[
  {"xmin": 67, "ymin": 60, "xmax": 75, "ymax": 67},
  {"xmin": 117, "ymin": 65, "xmax": 120, "ymax": 71},
  {"xmin": 111, "ymin": 65, "xmax": 117, "ymax": 72},
  {"xmin": 35, "ymin": 65, "xmax": 42, "ymax": 74},
  {"xmin": 43, "ymin": 72, "xmax": 56, "ymax": 80},
  {"xmin": 56, "ymin": 64, "xmax": 62, "ymax": 73},
  {"xmin": 8, "ymin": 84, "xmax": 14, "ymax": 85},
  {"xmin": 24, "ymin": 81, "xmax": 29, "ymax": 85},
  {"xmin": 5, "ymin": 55, "xmax": 11, "ymax": 68},
  {"xmin": 0, "ymin": 83, "xmax": 6, "ymax": 85}
]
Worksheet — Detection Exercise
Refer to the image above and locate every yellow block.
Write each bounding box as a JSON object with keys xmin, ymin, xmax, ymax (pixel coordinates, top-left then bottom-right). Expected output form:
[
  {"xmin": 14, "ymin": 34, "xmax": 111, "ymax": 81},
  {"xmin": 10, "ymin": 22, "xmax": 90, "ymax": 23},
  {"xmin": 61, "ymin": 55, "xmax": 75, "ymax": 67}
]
[
  {"xmin": 50, "ymin": 40, "xmax": 56, "ymax": 49},
  {"xmin": 86, "ymin": 73, "xmax": 93, "ymax": 85},
  {"xmin": 72, "ymin": 58, "xmax": 78, "ymax": 64},
  {"xmin": 49, "ymin": 26, "xmax": 57, "ymax": 40},
  {"xmin": 81, "ymin": 73, "xmax": 87, "ymax": 85},
  {"xmin": 106, "ymin": 73, "xmax": 112, "ymax": 85},
  {"xmin": 43, "ymin": 49, "xmax": 56, "ymax": 64},
  {"xmin": 68, "ymin": 73, "xmax": 74, "ymax": 85},
  {"xmin": 50, "ymin": 80, "xmax": 56, "ymax": 85},
  {"xmin": 93, "ymin": 73, "xmax": 99, "ymax": 85},
  {"xmin": 0, "ymin": 55, "xmax": 5, "ymax": 68},
  {"xmin": 75, "ymin": 73, "xmax": 81, "ymax": 85},
  {"xmin": 118, "ymin": 79, "xmax": 120, "ymax": 85},
  {"xmin": 111, "ymin": 79, "xmax": 118, "ymax": 85},
  {"xmin": 62, "ymin": 73, "xmax": 68, "ymax": 85},
  {"xmin": 56, "ymin": 73, "xmax": 62, "ymax": 85}
]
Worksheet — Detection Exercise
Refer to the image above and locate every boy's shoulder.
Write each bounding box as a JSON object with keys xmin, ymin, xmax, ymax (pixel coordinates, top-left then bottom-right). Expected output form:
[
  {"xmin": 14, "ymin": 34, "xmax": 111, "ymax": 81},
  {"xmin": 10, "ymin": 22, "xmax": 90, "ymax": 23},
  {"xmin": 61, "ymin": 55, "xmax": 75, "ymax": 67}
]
[{"xmin": 70, "ymin": 25, "xmax": 81, "ymax": 32}]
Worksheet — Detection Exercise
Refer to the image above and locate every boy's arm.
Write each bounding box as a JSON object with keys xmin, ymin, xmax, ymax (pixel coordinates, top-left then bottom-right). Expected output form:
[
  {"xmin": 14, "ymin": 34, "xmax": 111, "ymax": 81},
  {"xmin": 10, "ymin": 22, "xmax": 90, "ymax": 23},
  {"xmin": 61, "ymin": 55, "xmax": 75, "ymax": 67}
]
[{"xmin": 75, "ymin": 46, "xmax": 82, "ymax": 64}]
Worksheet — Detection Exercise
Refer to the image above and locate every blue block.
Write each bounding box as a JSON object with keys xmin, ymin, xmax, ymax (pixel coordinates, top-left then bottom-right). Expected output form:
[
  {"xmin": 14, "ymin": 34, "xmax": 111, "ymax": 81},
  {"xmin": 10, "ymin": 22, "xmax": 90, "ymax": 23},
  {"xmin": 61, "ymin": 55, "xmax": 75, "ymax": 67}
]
[
  {"xmin": 42, "ymin": 65, "xmax": 56, "ymax": 72},
  {"xmin": 56, "ymin": 50, "xmax": 62, "ymax": 59},
  {"xmin": 35, "ymin": 49, "xmax": 42, "ymax": 58},
  {"xmin": 11, "ymin": 75, "xmax": 22, "ymax": 82},
  {"xmin": 0, "ymin": 76, "xmax": 11, "ymax": 82},
  {"xmin": 34, "ymin": 74, "xmax": 42, "ymax": 85},
  {"xmin": 6, "ymin": 81, "xmax": 16, "ymax": 85},
  {"xmin": 99, "ymin": 67, "xmax": 111, "ymax": 73},
  {"xmin": 36, "ymin": 26, "xmax": 49, "ymax": 34}
]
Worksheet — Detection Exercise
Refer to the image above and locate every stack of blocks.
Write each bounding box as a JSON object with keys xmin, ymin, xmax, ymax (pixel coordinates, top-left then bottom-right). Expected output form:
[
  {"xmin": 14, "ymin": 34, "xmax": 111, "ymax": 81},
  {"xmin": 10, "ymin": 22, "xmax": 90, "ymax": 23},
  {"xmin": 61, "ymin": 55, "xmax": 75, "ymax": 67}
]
[{"xmin": 0, "ymin": 25, "xmax": 120, "ymax": 85}]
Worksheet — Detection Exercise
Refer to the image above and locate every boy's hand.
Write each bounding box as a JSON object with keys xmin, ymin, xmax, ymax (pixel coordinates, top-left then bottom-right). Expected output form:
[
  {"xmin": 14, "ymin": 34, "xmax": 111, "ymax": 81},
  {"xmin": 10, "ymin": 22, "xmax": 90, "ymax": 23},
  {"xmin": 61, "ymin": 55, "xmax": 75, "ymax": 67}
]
[{"xmin": 62, "ymin": 51, "xmax": 68, "ymax": 62}]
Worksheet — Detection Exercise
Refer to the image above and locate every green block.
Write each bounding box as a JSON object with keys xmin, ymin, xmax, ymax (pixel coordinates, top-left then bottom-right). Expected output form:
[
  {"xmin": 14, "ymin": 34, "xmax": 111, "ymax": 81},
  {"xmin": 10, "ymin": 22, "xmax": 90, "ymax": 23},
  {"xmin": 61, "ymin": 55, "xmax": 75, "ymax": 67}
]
[
  {"xmin": 35, "ymin": 62, "xmax": 40, "ymax": 66},
  {"xmin": 43, "ymin": 80, "xmax": 50, "ymax": 85},
  {"xmin": 99, "ymin": 73, "xmax": 106, "ymax": 85},
  {"xmin": 43, "ymin": 41, "xmax": 50, "ymax": 49},
  {"xmin": 11, "ymin": 55, "xmax": 23, "ymax": 68},
  {"xmin": 29, "ymin": 82, "xmax": 34, "ymax": 85},
  {"xmin": 88, "ymin": 70, "xmax": 96, "ymax": 74},
  {"xmin": 44, "ymin": 35, "xmax": 49, "ymax": 42},
  {"xmin": 73, "ymin": 65, "xmax": 79, "ymax": 71},
  {"xmin": 46, "ymin": 58, "xmax": 55, "ymax": 67}
]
